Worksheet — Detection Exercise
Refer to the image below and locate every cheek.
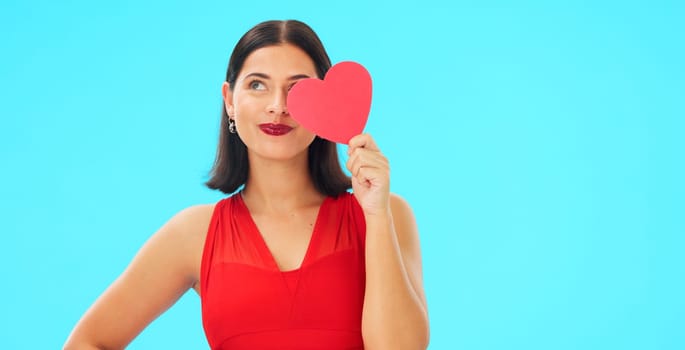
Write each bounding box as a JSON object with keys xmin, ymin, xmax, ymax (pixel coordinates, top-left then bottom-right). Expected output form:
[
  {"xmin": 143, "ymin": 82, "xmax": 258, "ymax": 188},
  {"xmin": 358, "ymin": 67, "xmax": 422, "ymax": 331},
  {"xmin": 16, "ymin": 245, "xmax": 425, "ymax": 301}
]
[
  {"xmin": 234, "ymin": 103, "xmax": 258, "ymax": 122},
  {"xmin": 301, "ymin": 128, "xmax": 316, "ymax": 139},
  {"xmin": 233, "ymin": 92, "xmax": 263, "ymax": 116},
  {"xmin": 299, "ymin": 129, "xmax": 318, "ymax": 146}
]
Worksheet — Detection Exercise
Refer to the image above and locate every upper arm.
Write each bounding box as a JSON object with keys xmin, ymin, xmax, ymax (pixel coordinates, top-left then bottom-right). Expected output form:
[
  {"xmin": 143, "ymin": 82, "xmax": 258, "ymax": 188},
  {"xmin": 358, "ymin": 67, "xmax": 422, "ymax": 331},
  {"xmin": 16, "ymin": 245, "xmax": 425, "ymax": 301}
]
[
  {"xmin": 389, "ymin": 193, "xmax": 428, "ymax": 313},
  {"xmin": 64, "ymin": 205, "xmax": 212, "ymax": 350}
]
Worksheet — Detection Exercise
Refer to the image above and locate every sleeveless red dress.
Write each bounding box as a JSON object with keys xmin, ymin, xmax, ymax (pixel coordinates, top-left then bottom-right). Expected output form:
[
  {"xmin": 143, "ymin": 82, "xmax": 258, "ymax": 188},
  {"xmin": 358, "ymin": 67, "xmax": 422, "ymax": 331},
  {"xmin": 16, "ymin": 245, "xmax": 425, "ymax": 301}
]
[{"xmin": 200, "ymin": 192, "xmax": 367, "ymax": 349}]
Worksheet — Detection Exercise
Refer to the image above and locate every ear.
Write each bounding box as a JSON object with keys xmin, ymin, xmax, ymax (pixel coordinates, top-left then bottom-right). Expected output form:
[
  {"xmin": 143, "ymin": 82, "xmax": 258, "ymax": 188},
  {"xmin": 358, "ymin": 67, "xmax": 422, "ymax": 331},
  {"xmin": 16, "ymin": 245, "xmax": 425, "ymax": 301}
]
[{"xmin": 221, "ymin": 82, "xmax": 235, "ymax": 117}]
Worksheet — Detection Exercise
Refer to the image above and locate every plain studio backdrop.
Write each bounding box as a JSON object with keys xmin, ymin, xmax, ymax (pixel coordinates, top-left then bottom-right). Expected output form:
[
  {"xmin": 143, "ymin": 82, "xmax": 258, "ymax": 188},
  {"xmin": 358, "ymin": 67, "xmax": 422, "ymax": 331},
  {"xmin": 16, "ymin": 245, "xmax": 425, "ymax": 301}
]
[{"xmin": 1, "ymin": 1, "xmax": 683, "ymax": 349}]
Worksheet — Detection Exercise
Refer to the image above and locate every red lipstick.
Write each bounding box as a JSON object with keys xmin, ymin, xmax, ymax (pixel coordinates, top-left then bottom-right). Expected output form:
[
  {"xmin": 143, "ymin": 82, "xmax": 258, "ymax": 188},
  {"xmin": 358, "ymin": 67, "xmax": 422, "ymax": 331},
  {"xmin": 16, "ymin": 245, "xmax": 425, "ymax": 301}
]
[{"xmin": 259, "ymin": 123, "xmax": 293, "ymax": 136}]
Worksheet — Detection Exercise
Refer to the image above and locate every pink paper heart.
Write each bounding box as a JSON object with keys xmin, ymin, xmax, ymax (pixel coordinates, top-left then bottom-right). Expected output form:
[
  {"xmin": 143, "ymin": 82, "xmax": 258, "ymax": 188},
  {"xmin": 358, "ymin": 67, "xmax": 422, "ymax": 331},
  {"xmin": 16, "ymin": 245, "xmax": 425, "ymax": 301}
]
[{"xmin": 287, "ymin": 61, "xmax": 372, "ymax": 144}]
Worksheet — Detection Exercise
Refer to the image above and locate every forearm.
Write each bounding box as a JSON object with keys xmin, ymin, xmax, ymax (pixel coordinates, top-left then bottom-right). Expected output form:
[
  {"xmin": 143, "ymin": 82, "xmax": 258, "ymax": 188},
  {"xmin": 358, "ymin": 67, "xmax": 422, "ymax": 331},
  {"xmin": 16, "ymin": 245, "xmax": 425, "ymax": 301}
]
[{"xmin": 361, "ymin": 210, "xmax": 429, "ymax": 350}]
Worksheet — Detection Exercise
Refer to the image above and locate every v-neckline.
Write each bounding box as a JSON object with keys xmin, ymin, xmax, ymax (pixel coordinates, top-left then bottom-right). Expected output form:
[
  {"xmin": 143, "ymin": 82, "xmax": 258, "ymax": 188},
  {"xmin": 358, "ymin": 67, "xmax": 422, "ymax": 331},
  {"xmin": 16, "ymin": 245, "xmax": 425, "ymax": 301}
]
[{"xmin": 236, "ymin": 192, "xmax": 331, "ymax": 273}]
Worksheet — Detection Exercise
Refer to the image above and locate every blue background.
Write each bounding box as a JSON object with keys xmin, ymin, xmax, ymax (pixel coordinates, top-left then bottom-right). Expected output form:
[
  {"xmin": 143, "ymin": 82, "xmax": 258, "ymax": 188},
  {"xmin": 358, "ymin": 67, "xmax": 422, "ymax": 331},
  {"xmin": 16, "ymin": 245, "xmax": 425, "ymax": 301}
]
[{"xmin": 2, "ymin": 0, "xmax": 684, "ymax": 349}]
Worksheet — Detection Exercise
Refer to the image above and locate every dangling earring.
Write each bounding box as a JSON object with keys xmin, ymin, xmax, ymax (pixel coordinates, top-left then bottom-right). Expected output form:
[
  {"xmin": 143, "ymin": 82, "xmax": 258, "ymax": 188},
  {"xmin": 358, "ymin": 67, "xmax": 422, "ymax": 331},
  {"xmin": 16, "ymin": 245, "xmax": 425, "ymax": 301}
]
[{"xmin": 228, "ymin": 118, "xmax": 236, "ymax": 134}]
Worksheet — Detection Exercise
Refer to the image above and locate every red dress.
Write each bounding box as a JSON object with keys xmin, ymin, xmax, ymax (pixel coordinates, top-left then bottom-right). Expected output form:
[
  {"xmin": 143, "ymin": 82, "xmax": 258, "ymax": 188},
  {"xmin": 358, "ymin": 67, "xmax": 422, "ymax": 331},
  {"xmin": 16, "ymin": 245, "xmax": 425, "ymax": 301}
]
[{"xmin": 200, "ymin": 192, "xmax": 367, "ymax": 349}]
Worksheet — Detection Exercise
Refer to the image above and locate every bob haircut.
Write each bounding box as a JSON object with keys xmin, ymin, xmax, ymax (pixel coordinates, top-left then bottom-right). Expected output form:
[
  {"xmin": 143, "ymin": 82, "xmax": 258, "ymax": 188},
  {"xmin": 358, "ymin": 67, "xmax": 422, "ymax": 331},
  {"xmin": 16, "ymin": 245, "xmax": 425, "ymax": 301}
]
[{"xmin": 205, "ymin": 20, "xmax": 351, "ymax": 197}]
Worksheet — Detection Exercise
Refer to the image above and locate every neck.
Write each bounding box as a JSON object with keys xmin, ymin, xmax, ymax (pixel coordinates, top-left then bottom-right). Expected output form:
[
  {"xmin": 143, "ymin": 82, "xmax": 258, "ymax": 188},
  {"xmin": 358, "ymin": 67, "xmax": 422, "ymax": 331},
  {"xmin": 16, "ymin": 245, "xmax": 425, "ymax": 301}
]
[{"xmin": 241, "ymin": 151, "xmax": 325, "ymax": 215}]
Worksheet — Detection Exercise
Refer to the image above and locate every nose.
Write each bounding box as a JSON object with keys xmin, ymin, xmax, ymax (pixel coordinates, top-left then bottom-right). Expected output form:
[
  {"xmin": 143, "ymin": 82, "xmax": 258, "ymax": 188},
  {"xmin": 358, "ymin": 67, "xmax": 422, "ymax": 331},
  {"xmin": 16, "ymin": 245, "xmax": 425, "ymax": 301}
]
[{"xmin": 267, "ymin": 89, "xmax": 289, "ymax": 117}]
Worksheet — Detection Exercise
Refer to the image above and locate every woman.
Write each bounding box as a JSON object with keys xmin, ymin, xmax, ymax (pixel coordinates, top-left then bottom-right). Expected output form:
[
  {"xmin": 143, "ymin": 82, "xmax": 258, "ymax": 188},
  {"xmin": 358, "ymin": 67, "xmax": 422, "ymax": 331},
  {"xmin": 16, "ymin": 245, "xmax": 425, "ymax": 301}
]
[{"xmin": 64, "ymin": 20, "xmax": 429, "ymax": 350}]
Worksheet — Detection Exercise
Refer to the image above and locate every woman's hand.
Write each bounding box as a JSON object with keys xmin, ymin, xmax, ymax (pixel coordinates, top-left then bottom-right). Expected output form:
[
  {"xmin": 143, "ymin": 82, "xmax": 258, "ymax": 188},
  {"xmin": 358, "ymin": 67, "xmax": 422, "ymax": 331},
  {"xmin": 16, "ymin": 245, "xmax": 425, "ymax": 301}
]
[{"xmin": 346, "ymin": 133, "xmax": 390, "ymax": 217}]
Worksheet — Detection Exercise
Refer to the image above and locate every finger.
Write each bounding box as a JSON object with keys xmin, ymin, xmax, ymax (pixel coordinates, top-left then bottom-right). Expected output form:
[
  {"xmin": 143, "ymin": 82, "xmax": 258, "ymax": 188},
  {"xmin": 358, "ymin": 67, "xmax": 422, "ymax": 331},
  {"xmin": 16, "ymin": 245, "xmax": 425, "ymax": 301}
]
[
  {"xmin": 353, "ymin": 166, "xmax": 386, "ymax": 188},
  {"xmin": 354, "ymin": 166, "xmax": 370, "ymax": 187},
  {"xmin": 347, "ymin": 146, "xmax": 386, "ymax": 171},
  {"xmin": 348, "ymin": 133, "xmax": 380, "ymax": 153},
  {"xmin": 355, "ymin": 165, "xmax": 364, "ymax": 178},
  {"xmin": 351, "ymin": 153, "xmax": 389, "ymax": 174},
  {"xmin": 346, "ymin": 147, "xmax": 362, "ymax": 171},
  {"xmin": 346, "ymin": 146, "xmax": 367, "ymax": 172},
  {"xmin": 348, "ymin": 151, "xmax": 389, "ymax": 179}
]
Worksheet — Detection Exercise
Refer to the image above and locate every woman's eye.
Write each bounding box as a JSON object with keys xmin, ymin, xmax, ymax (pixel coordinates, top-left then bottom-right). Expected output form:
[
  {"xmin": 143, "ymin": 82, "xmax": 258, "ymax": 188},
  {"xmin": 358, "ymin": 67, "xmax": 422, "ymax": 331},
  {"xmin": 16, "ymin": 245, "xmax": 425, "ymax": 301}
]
[{"xmin": 249, "ymin": 80, "xmax": 266, "ymax": 90}]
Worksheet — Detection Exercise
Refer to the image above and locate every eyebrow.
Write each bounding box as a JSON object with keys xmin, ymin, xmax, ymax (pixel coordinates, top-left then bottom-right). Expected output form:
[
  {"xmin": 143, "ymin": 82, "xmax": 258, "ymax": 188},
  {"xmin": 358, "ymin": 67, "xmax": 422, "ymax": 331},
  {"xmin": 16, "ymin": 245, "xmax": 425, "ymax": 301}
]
[{"xmin": 243, "ymin": 72, "xmax": 311, "ymax": 80}]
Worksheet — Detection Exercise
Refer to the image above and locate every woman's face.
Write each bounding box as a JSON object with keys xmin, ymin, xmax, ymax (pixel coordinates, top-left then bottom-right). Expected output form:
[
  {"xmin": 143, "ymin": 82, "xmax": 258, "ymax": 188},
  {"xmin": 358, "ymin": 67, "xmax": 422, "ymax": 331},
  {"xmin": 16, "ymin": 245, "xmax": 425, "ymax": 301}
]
[{"xmin": 223, "ymin": 43, "xmax": 319, "ymax": 162}]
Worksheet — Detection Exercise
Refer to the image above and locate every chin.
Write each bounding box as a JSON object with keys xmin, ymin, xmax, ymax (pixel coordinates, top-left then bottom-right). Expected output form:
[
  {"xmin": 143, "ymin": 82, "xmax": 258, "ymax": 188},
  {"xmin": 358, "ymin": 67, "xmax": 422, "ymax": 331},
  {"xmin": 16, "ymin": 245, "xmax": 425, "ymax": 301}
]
[{"xmin": 252, "ymin": 143, "xmax": 311, "ymax": 162}]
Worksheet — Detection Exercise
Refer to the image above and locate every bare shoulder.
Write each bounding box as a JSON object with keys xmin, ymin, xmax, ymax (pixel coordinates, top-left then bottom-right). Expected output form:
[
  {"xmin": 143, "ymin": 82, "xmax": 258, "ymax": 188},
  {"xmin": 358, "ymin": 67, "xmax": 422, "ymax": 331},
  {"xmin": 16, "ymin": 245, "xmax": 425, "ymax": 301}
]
[
  {"xmin": 63, "ymin": 202, "xmax": 218, "ymax": 349},
  {"xmin": 164, "ymin": 203, "xmax": 217, "ymax": 284},
  {"xmin": 388, "ymin": 193, "xmax": 422, "ymax": 251},
  {"xmin": 389, "ymin": 193, "xmax": 417, "ymax": 224},
  {"xmin": 165, "ymin": 203, "xmax": 216, "ymax": 240},
  {"xmin": 389, "ymin": 192, "xmax": 410, "ymax": 207},
  {"xmin": 388, "ymin": 193, "xmax": 427, "ymax": 310},
  {"xmin": 152, "ymin": 203, "xmax": 216, "ymax": 259},
  {"xmin": 388, "ymin": 193, "xmax": 420, "ymax": 242}
]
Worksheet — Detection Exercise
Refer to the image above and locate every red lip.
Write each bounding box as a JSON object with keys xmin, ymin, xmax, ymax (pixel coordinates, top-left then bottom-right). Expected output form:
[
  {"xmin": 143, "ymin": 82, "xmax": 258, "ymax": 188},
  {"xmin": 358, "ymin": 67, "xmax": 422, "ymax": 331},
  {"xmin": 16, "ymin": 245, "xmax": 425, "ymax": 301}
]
[{"xmin": 259, "ymin": 123, "xmax": 293, "ymax": 136}]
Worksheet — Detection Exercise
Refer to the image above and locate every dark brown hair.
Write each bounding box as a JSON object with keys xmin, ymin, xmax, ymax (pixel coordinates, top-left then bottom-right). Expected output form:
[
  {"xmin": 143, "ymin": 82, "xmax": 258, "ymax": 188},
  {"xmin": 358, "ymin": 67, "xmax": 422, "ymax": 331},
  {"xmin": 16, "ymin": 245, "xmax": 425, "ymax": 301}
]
[{"xmin": 205, "ymin": 20, "xmax": 351, "ymax": 196}]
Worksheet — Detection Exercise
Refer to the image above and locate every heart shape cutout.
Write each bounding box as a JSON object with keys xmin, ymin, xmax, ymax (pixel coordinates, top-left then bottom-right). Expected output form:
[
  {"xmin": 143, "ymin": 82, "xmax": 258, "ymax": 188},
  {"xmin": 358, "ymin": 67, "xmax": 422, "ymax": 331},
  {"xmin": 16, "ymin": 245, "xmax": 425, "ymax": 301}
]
[{"xmin": 287, "ymin": 61, "xmax": 372, "ymax": 144}]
